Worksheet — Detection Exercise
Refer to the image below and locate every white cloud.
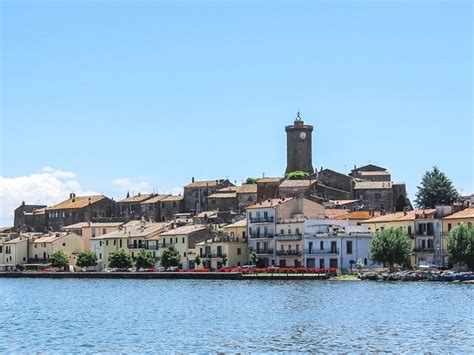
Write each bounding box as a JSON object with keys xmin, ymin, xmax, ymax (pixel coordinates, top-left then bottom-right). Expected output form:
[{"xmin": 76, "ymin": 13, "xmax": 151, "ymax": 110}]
[
  {"xmin": 112, "ymin": 177, "xmax": 150, "ymax": 195},
  {"xmin": 0, "ymin": 168, "xmax": 95, "ymax": 227}
]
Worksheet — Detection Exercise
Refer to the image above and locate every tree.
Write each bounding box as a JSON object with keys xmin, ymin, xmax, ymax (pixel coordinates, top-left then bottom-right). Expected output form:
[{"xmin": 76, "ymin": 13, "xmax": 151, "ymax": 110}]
[
  {"xmin": 250, "ymin": 252, "xmax": 258, "ymax": 265},
  {"xmin": 161, "ymin": 246, "xmax": 181, "ymax": 269},
  {"xmin": 221, "ymin": 253, "xmax": 228, "ymax": 267},
  {"xmin": 135, "ymin": 249, "xmax": 155, "ymax": 269},
  {"xmin": 395, "ymin": 193, "xmax": 409, "ymax": 212},
  {"xmin": 245, "ymin": 177, "xmax": 259, "ymax": 184},
  {"xmin": 76, "ymin": 251, "xmax": 98, "ymax": 270},
  {"xmin": 415, "ymin": 166, "xmax": 459, "ymax": 208},
  {"xmin": 284, "ymin": 171, "xmax": 309, "ymax": 180},
  {"xmin": 370, "ymin": 228, "xmax": 412, "ymax": 270},
  {"xmin": 447, "ymin": 224, "xmax": 474, "ymax": 270},
  {"xmin": 49, "ymin": 250, "xmax": 69, "ymax": 270},
  {"xmin": 194, "ymin": 255, "xmax": 201, "ymax": 269},
  {"xmin": 108, "ymin": 249, "xmax": 134, "ymax": 270}
]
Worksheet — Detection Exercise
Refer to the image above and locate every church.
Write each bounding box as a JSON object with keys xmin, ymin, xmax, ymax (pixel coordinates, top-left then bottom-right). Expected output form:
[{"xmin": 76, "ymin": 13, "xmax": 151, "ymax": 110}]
[{"xmin": 265, "ymin": 113, "xmax": 409, "ymax": 212}]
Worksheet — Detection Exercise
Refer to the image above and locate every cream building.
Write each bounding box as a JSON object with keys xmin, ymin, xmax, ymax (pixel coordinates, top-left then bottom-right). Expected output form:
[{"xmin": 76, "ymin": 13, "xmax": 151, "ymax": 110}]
[
  {"xmin": 2, "ymin": 236, "xmax": 29, "ymax": 271},
  {"xmin": 29, "ymin": 232, "xmax": 84, "ymax": 267},
  {"xmin": 62, "ymin": 222, "xmax": 124, "ymax": 250}
]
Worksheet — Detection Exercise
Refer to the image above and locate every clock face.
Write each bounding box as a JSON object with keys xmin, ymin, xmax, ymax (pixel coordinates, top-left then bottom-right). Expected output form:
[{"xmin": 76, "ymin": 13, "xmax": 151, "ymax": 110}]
[{"xmin": 300, "ymin": 131, "xmax": 307, "ymax": 140}]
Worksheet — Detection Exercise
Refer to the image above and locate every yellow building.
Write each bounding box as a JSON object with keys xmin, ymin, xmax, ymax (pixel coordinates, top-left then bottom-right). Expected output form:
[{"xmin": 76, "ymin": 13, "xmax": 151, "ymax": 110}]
[
  {"xmin": 195, "ymin": 219, "xmax": 248, "ymax": 270},
  {"xmin": 151, "ymin": 225, "xmax": 210, "ymax": 270},
  {"xmin": 2, "ymin": 235, "xmax": 29, "ymax": 270},
  {"xmin": 62, "ymin": 222, "xmax": 124, "ymax": 250},
  {"xmin": 442, "ymin": 207, "xmax": 474, "ymax": 234},
  {"xmin": 29, "ymin": 232, "xmax": 84, "ymax": 267},
  {"xmin": 91, "ymin": 221, "xmax": 170, "ymax": 270},
  {"xmin": 360, "ymin": 210, "xmax": 436, "ymax": 235}
]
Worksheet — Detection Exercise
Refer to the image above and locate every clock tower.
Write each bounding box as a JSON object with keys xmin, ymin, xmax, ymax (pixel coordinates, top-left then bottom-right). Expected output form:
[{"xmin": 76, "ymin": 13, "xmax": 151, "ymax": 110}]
[{"xmin": 285, "ymin": 112, "xmax": 314, "ymax": 175}]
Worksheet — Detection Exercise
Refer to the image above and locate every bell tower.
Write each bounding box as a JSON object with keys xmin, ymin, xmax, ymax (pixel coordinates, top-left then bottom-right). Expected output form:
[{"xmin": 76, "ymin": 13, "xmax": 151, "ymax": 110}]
[{"xmin": 285, "ymin": 112, "xmax": 314, "ymax": 175}]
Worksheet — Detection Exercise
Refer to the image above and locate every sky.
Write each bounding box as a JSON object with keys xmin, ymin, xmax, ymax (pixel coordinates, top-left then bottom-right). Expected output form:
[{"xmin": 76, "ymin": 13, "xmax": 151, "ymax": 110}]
[{"xmin": 0, "ymin": 0, "xmax": 472, "ymax": 226}]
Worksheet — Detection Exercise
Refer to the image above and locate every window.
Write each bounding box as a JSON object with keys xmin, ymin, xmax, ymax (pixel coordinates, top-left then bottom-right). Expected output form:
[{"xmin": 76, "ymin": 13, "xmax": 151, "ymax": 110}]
[
  {"xmin": 99, "ymin": 241, "xmax": 102, "ymax": 247},
  {"xmin": 102, "ymin": 228, "xmax": 107, "ymax": 235},
  {"xmin": 280, "ymin": 229, "xmax": 284, "ymax": 235},
  {"xmin": 170, "ymin": 238, "xmax": 173, "ymax": 244},
  {"xmin": 113, "ymin": 240, "xmax": 116, "ymax": 246},
  {"xmin": 184, "ymin": 252, "xmax": 186, "ymax": 257},
  {"xmin": 119, "ymin": 239, "xmax": 122, "ymax": 248},
  {"xmin": 106, "ymin": 240, "xmax": 108, "ymax": 246},
  {"xmin": 0, "ymin": 246, "xmax": 2, "ymax": 253},
  {"xmin": 364, "ymin": 258, "xmax": 367, "ymax": 265},
  {"xmin": 237, "ymin": 248, "xmax": 241, "ymax": 255},
  {"xmin": 175, "ymin": 237, "xmax": 178, "ymax": 243},
  {"xmin": 448, "ymin": 223, "xmax": 452, "ymax": 231},
  {"xmin": 182, "ymin": 237, "xmax": 185, "ymax": 243},
  {"xmin": 320, "ymin": 241, "xmax": 324, "ymax": 250},
  {"xmin": 408, "ymin": 226, "xmax": 412, "ymax": 235},
  {"xmin": 359, "ymin": 194, "xmax": 364, "ymax": 200},
  {"xmin": 162, "ymin": 203, "xmax": 165, "ymax": 208},
  {"xmin": 346, "ymin": 240, "xmax": 353, "ymax": 254},
  {"xmin": 296, "ymin": 228, "xmax": 300, "ymax": 235},
  {"xmin": 375, "ymin": 193, "xmax": 381, "ymax": 200},
  {"xmin": 99, "ymin": 253, "xmax": 102, "ymax": 260},
  {"xmin": 92, "ymin": 229, "xmax": 96, "ymax": 238},
  {"xmin": 62, "ymin": 242, "xmax": 66, "ymax": 247}
]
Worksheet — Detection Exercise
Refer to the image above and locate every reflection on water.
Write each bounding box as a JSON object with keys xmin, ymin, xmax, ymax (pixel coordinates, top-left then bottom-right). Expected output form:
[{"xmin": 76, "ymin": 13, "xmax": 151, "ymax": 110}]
[{"xmin": 0, "ymin": 279, "xmax": 473, "ymax": 352}]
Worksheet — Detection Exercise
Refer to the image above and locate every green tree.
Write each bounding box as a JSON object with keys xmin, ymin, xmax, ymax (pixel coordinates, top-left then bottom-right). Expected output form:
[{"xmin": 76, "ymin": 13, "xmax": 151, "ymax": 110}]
[
  {"xmin": 49, "ymin": 250, "xmax": 69, "ymax": 270},
  {"xmin": 370, "ymin": 228, "xmax": 412, "ymax": 270},
  {"xmin": 356, "ymin": 258, "xmax": 364, "ymax": 271},
  {"xmin": 395, "ymin": 193, "xmax": 410, "ymax": 212},
  {"xmin": 108, "ymin": 249, "xmax": 134, "ymax": 270},
  {"xmin": 245, "ymin": 177, "xmax": 259, "ymax": 184},
  {"xmin": 161, "ymin": 246, "xmax": 181, "ymax": 269},
  {"xmin": 76, "ymin": 251, "xmax": 98, "ymax": 270},
  {"xmin": 284, "ymin": 171, "xmax": 310, "ymax": 180},
  {"xmin": 415, "ymin": 166, "xmax": 459, "ymax": 208},
  {"xmin": 221, "ymin": 253, "xmax": 228, "ymax": 267},
  {"xmin": 250, "ymin": 252, "xmax": 258, "ymax": 265},
  {"xmin": 194, "ymin": 255, "xmax": 201, "ymax": 269},
  {"xmin": 135, "ymin": 249, "xmax": 155, "ymax": 269},
  {"xmin": 447, "ymin": 224, "xmax": 474, "ymax": 270}
]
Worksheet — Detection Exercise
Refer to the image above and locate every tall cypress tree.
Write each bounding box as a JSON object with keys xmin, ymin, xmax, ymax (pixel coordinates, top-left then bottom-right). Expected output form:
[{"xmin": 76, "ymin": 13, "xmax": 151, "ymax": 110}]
[{"xmin": 415, "ymin": 166, "xmax": 459, "ymax": 208}]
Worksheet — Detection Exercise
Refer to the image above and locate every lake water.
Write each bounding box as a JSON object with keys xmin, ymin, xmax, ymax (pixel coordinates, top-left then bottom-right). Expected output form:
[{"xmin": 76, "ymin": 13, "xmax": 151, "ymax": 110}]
[{"xmin": 0, "ymin": 279, "xmax": 473, "ymax": 353}]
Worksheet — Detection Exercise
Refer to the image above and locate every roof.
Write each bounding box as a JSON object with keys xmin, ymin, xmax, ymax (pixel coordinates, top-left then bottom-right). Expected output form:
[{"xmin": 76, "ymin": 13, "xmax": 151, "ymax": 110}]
[
  {"xmin": 218, "ymin": 186, "xmax": 238, "ymax": 193},
  {"xmin": 161, "ymin": 195, "xmax": 184, "ymax": 202},
  {"xmin": 362, "ymin": 209, "xmax": 436, "ymax": 223},
  {"xmin": 236, "ymin": 184, "xmax": 257, "ymax": 193},
  {"xmin": 47, "ymin": 195, "xmax": 108, "ymax": 211},
  {"xmin": 443, "ymin": 208, "xmax": 474, "ymax": 220},
  {"xmin": 279, "ymin": 179, "xmax": 316, "ymax": 188},
  {"xmin": 352, "ymin": 164, "xmax": 387, "ymax": 172},
  {"xmin": 158, "ymin": 224, "xmax": 207, "ymax": 236},
  {"xmin": 325, "ymin": 209, "xmax": 350, "ymax": 220},
  {"xmin": 33, "ymin": 208, "xmax": 46, "ymax": 215},
  {"xmin": 224, "ymin": 219, "xmax": 247, "ymax": 228},
  {"xmin": 184, "ymin": 180, "xmax": 232, "ymax": 188},
  {"xmin": 117, "ymin": 194, "xmax": 153, "ymax": 204},
  {"xmin": 208, "ymin": 192, "xmax": 237, "ymax": 199},
  {"xmin": 5, "ymin": 237, "xmax": 27, "ymax": 244},
  {"xmin": 354, "ymin": 181, "xmax": 393, "ymax": 190},
  {"xmin": 348, "ymin": 211, "xmax": 382, "ymax": 220},
  {"xmin": 63, "ymin": 222, "xmax": 123, "ymax": 229},
  {"xmin": 196, "ymin": 210, "xmax": 218, "ymax": 218},
  {"xmin": 140, "ymin": 194, "xmax": 169, "ymax": 204},
  {"xmin": 247, "ymin": 198, "xmax": 294, "ymax": 209},
  {"xmin": 257, "ymin": 177, "xmax": 281, "ymax": 184},
  {"xmin": 94, "ymin": 222, "xmax": 170, "ymax": 240},
  {"xmin": 333, "ymin": 200, "xmax": 359, "ymax": 206}
]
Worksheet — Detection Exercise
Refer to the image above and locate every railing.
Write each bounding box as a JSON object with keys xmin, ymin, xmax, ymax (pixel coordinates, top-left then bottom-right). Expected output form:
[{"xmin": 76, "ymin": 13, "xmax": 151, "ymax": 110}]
[
  {"xmin": 249, "ymin": 234, "xmax": 274, "ymax": 239},
  {"xmin": 305, "ymin": 248, "xmax": 339, "ymax": 254},
  {"xmin": 249, "ymin": 216, "xmax": 274, "ymax": 223},
  {"xmin": 414, "ymin": 248, "xmax": 434, "ymax": 253},
  {"xmin": 128, "ymin": 244, "xmax": 161, "ymax": 250},
  {"xmin": 276, "ymin": 250, "xmax": 301, "ymax": 256},
  {"xmin": 255, "ymin": 249, "xmax": 274, "ymax": 254},
  {"xmin": 274, "ymin": 234, "xmax": 302, "ymax": 241},
  {"xmin": 27, "ymin": 258, "xmax": 49, "ymax": 263},
  {"xmin": 128, "ymin": 244, "xmax": 145, "ymax": 249},
  {"xmin": 201, "ymin": 253, "xmax": 224, "ymax": 259}
]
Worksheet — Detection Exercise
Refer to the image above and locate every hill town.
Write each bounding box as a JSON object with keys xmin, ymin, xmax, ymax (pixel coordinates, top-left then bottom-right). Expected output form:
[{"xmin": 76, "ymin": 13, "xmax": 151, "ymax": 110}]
[{"xmin": 1, "ymin": 114, "xmax": 473, "ymax": 273}]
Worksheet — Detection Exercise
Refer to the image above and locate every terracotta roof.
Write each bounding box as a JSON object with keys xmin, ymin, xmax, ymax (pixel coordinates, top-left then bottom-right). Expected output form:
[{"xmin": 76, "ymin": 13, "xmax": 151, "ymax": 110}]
[
  {"xmin": 208, "ymin": 192, "xmax": 237, "ymax": 199},
  {"xmin": 140, "ymin": 194, "xmax": 169, "ymax": 204},
  {"xmin": 94, "ymin": 222, "xmax": 170, "ymax": 240},
  {"xmin": 63, "ymin": 222, "xmax": 123, "ymax": 229},
  {"xmin": 325, "ymin": 209, "xmax": 350, "ymax": 220},
  {"xmin": 117, "ymin": 194, "xmax": 153, "ymax": 204},
  {"xmin": 443, "ymin": 208, "xmax": 474, "ymax": 220},
  {"xmin": 5, "ymin": 237, "xmax": 27, "ymax": 244},
  {"xmin": 218, "ymin": 186, "xmax": 238, "ymax": 193},
  {"xmin": 47, "ymin": 195, "xmax": 108, "ymax": 211},
  {"xmin": 279, "ymin": 179, "xmax": 316, "ymax": 188},
  {"xmin": 362, "ymin": 209, "xmax": 436, "ymax": 223},
  {"xmin": 184, "ymin": 180, "xmax": 232, "ymax": 188},
  {"xmin": 161, "ymin": 195, "xmax": 184, "ymax": 202},
  {"xmin": 224, "ymin": 219, "xmax": 247, "ymax": 228},
  {"xmin": 348, "ymin": 211, "xmax": 382, "ymax": 220},
  {"xmin": 247, "ymin": 198, "xmax": 293, "ymax": 209},
  {"xmin": 358, "ymin": 171, "xmax": 391, "ymax": 176},
  {"xmin": 158, "ymin": 224, "xmax": 207, "ymax": 236},
  {"xmin": 196, "ymin": 210, "xmax": 218, "ymax": 218},
  {"xmin": 354, "ymin": 181, "xmax": 393, "ymax": 189}
]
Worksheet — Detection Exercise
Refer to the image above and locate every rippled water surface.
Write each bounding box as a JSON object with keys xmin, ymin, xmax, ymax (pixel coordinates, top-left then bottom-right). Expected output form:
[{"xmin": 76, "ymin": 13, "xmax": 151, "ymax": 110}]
[{"xmin": 1, "ymin": 279, "xmax": 473, "ymax": 352}]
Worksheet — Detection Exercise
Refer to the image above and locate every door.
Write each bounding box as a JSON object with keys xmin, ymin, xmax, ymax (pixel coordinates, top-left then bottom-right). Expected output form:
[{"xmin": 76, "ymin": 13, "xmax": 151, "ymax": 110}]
[
  {"xmin": 330, "ymin": 258, "xmax": 338, "ymax": 268},
  {"xmin": 319, "ymin": 259, "xmax": 325, "ymax": 268},
  {"xmin": 306, "ymin": 258, "xmax": 315, "ymax": 268}
]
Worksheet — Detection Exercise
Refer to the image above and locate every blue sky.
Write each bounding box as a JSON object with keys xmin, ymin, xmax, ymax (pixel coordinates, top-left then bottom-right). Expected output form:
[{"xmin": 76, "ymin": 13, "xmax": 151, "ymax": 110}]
[{"xmin": 0, "ymin": 0, "xmax": 472, "ymax": 225}]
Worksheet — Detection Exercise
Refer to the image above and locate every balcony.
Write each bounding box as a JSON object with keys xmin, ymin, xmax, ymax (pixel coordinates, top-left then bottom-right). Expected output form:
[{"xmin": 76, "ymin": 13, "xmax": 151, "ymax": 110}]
[
  {"xmin": 414, "ymin": 248, "xmax": 434, "ymax": 253},
  {"xmin": 200, "ymin": 253, "xmax": 224, "ymax": 259},
  {"xmin": 249, "ymin": 234, "xmax": 274, "ymax": 239},
  {"xmin": 128, "ymin": 244, "xmax": 161, "ymax": 250},
  {"xmin": 305, "ymin": 248, "xmax": 339, "ymax": 255},
  {"xmin": 128, "ymin": 244, "xmax": 146, "ymax": 249},
  {"xmin": 274, "ymin": 234, "xmax": 302, "ymax": 241},
  {"xmin": 255, "ymin": 249, "xmax": 274, "ymax": 255},
  {"xmin": 249, "ymin": 216, "xmax": 274, "ymax": 223},
  {"xmin": 276, "ymin": 250, "xmax": 302, "ymax": 256},
  {"xmin": 27, "ymin": 258, "xmax": 49, "ymax": 263}
]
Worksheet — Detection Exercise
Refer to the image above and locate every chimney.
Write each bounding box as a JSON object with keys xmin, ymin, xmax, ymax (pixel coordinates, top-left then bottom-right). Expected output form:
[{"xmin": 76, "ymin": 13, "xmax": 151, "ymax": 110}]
[
  {"xmin": 192, "ymin": 177, "xmax": 195, "ymax": 183},
  {"xmin": 70, "ymin": 193, "xmax": 76, "ymax": 199}
]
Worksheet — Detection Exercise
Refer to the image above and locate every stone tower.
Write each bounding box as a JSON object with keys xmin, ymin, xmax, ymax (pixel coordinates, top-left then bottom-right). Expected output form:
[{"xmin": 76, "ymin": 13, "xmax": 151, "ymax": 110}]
[{"xmin": 285, "ymin": 112, "xmax": 314, "ymax": 175}]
